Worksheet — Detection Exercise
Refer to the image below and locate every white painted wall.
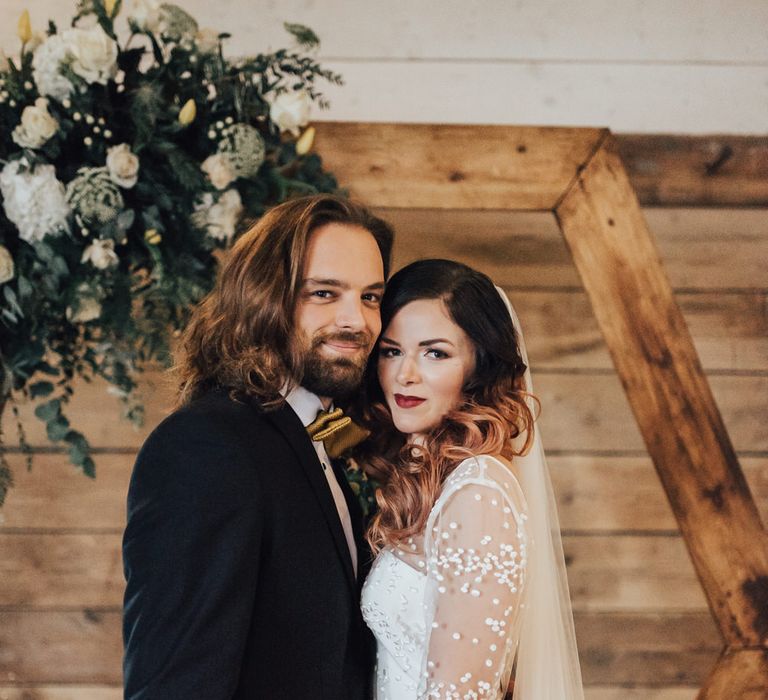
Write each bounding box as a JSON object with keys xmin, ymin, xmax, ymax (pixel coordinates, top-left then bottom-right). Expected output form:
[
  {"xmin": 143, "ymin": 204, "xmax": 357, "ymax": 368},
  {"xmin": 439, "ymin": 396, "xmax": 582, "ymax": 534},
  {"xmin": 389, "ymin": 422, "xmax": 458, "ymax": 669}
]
[{"xmin": 3, "ymin": 0, "xmax": 767, "ymax": 133}]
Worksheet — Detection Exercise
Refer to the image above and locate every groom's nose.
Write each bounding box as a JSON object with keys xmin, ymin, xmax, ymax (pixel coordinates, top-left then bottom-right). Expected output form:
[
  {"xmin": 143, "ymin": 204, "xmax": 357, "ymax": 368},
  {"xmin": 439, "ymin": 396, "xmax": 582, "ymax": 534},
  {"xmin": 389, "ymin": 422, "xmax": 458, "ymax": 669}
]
[{"xmin": 335, "ymin": 294, "xmax": 366, "ymax": 331}]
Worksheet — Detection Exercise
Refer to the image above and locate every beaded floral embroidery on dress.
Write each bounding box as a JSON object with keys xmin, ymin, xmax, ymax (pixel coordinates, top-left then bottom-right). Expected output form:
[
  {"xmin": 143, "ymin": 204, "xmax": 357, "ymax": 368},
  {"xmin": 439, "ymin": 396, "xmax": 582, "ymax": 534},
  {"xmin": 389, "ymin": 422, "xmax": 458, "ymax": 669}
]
[{"xmin": 361, "ymin": 454, "xmax": 529, "ymax": 700}]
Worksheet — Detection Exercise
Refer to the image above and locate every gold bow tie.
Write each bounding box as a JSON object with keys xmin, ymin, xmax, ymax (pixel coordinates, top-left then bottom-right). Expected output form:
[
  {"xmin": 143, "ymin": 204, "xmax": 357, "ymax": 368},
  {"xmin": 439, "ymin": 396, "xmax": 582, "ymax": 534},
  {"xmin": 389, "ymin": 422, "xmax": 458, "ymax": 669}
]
[{"xmin": 306, "ymin": 408, "xmax": 370, "ymax": 459}]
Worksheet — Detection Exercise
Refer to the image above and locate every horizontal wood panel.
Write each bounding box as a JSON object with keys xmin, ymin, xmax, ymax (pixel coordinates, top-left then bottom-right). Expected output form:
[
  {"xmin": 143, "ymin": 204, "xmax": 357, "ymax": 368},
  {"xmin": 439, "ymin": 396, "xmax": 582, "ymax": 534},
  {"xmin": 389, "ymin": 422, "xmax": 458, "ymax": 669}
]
[
  {"xmin": 510, "ymin": 289, "xmax": 768, "ymax": 371},
  {"xmin": 552, "ymin": 456, "xmax": 768, "ymax": 532},
  {"xmin": 2, "ymin": 453, "xmax": 766, "ymax": 534},
  {"xmin": 317, "ymin": 63, "xmax": 768, "ymax": 134},
  {"xmin": 386, "ymin": 207, "xmax": 768, "ymax": 290},
  {"xmin": 585, "ymin": 690, "xmax": 696, "ymax": 700},
  {"xmin": 0, "ymin": 532, "xmax": 715, "ymax": 611},
  {"xmin": 316, "ymin": 123, "xmax": 603, "ymax": 210},
  {"xmin": 617, "ymin": 135, "xmax": 768, "ymax": 207},
  {"xmin": 0, "ymin": 688, "xmax": 121, "ymax": 699},
  {"xmin": 4, "ymin": 1, "xmax": 767, "ymax": 64},
  {"xmin": 0, "ymin": 610, "xmax": 720, "ymax": 686}
]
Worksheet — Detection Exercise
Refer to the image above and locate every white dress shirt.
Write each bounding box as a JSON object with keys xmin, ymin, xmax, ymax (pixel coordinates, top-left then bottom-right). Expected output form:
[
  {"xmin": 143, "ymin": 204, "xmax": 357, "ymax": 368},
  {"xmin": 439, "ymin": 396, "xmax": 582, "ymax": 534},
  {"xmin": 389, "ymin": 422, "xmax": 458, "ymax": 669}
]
[{"xmin": 284, "ymin": 385, "xmax": 358, "ymax": 575}]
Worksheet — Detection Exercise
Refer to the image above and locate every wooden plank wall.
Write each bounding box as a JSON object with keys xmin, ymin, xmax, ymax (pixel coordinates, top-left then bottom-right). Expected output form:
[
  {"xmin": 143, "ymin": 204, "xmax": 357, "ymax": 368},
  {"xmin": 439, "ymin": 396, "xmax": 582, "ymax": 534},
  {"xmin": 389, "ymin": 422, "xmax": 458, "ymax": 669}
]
[{"xmin": 0, "ymin": 205, "xmax": 765, "ymax": 698}]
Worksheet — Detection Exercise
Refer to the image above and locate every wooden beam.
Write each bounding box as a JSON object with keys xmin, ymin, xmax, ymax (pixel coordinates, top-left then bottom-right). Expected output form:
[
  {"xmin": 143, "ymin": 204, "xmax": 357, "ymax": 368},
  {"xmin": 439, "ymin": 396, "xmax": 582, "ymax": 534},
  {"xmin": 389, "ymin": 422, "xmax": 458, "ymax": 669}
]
[
  {"xmin": 555, "ymin": 134, "xmax": 768, "ymax": 653},
  {"xmin": 698, "ymin": 649, "xmax": 768, "ymax": 699},
  {"xmin": 314, "ymin": 122, "xmax": 604, "ymax": 210},
  {"xmin": 315, "ymin": 125, "xmax": 768, "ymax": 208}
]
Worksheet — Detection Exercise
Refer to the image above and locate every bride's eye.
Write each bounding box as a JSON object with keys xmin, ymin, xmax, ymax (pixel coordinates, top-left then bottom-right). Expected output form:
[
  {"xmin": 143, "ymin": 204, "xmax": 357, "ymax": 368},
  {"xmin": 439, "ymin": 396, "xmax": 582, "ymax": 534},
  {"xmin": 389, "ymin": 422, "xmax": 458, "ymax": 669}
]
[
  {"xmin": 379, "ymin": 346, "xmax": 401, "ymax": 358},
  {"xmin": 425, "ymin": 348, "xmax": 448, "ymax": 359}
]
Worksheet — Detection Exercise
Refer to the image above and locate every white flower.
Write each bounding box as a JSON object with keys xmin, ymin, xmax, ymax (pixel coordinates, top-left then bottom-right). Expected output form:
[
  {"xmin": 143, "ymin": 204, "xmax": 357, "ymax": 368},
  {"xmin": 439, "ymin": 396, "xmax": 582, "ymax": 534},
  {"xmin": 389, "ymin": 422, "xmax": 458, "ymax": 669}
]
[
  {"xmin": 66, "ymin": 167, "xmax": 124, "ymax": 225},
  {"xmin": 63, "ymin": 25, "xmax": 118, "ymax": 85},
  {"xmin": 0, "ymin": 245, "xmax": 15, "ymax": 284},
  {"xmin": 196, "ymin": 28, "xmax": 219, "ymax": 54},
  {"xmin": 32, "ymin": 34, "xmax": 75, "ymax": 101},
  {"xmin": 201, "ymin": 153, "xmax": 236, "ymax": 190},
  {"xmin": 129, "ymin": 0, "xmax": 161, "ymax": 32},
  {"xmin": 66, "ymin": 283, "xmax": 101, "ymax": 323},
  {"xmin": 81, "ymin": 238, "xmax": 119, "ymax": 269},
  {"xmin": 194, "ymin": 189, "xmax": 242, "ymax": 242},
  {"xmin": 218, "ymin": 123, "xmax": 265, "ymax": 178},
  {"xmin": 0, "ymin": 160, "xmax": 70, "ymax": 243},
  {"xmin": 106, "ymin": 143, "xmax": 140, "ymax": 188},
  {"xmin": 269, "ymin": 89, "xmax": 311, "ymax": 136},
  {"xmin": 12, "ymin": 97, "xmax": 59, "ymax": 150}
]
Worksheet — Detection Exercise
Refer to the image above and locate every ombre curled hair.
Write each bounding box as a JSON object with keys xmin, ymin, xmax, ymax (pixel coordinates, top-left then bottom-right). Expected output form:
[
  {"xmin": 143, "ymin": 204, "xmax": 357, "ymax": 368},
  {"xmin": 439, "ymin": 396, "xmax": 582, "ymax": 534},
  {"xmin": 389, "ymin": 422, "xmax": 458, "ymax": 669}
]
[
  {"xmin": 357, "ymin": 259, "xmax": 538, "ymax": 553},
  {"xmin": 174, "ymin": 194, "xmax": 393, "ymax": 408}
]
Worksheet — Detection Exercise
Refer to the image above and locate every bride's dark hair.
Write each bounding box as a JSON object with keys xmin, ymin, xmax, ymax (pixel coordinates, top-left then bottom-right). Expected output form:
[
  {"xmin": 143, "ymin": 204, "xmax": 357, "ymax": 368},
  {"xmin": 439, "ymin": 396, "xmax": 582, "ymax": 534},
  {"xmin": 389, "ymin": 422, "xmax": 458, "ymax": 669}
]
[{"xmin": 358, "ymin": 259, "xmax": 536, "ymax": 553}]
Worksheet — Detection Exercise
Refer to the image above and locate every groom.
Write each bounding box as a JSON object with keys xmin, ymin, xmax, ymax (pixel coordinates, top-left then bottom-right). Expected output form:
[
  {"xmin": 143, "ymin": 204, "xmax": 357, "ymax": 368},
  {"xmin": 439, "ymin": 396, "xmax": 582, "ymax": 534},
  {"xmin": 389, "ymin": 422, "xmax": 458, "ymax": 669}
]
[{"xmin": 122, "ymin": 194, "xmax": 394, "ymax": 699}]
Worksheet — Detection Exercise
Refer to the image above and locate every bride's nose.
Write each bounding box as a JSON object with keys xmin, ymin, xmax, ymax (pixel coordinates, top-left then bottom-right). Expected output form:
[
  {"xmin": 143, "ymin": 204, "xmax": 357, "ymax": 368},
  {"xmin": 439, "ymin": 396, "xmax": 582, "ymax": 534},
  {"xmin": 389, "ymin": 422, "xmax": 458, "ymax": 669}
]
[{"xmin": 396, "ymin": 355, "xmax": 420, "ymax": 386}]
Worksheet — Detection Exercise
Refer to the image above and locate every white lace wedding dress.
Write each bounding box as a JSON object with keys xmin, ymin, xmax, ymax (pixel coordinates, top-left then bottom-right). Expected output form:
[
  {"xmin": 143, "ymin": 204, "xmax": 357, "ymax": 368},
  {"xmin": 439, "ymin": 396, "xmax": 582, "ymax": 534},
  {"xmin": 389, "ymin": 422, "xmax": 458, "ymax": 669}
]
[{"xmin": 361, "ymin": 454, "xmax": 529, "ymax": 700}]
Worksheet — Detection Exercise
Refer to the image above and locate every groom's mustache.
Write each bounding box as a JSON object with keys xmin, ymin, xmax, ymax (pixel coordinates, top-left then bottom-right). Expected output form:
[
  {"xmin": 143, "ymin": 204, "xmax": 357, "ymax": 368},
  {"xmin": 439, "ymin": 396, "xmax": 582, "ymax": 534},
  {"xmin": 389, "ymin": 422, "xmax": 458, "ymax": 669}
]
[{"xmin": 311, "ymin": 330, "xmax": 373, "ymax": 351}]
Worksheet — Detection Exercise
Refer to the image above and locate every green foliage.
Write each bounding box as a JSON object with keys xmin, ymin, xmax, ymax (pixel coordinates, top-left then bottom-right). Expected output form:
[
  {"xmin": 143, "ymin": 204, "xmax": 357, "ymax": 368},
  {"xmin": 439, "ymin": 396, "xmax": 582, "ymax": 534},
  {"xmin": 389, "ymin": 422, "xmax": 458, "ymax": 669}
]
[{"xmin": 0, "ymin": 1, "xmax": 343, "ymax": 506}]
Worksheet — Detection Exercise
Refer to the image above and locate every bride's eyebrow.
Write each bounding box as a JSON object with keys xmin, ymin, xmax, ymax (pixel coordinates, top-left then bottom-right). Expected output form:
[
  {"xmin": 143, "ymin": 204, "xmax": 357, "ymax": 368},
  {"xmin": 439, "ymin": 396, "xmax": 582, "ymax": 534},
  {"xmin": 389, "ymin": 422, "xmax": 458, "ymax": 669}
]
[
  {"xmin": 379, "ymin": 336, "xmax": 399, "ymax": 345},
  {"xmin": 419, "ymin": 338, "xmax": 454, "ymax": 347}
]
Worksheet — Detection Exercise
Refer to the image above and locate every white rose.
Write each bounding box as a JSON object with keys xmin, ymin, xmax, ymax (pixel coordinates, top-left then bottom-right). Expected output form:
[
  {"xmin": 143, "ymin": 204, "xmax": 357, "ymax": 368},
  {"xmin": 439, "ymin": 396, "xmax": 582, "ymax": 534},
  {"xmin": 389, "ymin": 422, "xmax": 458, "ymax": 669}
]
[
  {"xmin": 0, "ymin": 160, "xmax": 70, "ymax": 243},
  {"xmin": 81, "ymin": 238, "xmax": 119, "ymax": 269},
  {"xmin": 63, "ymin": 25, "xmax": 118, "ymax": 85},
  {"xmin": 195, "ymin": 28, "xmax": 219, "ymax": 54},
  {"xmin": 129, "ymin": 0, "xmax": 161, "ymax": 32},
  {"xmin": 12, "ymin": 97, "xmax": 59, "ymax": 150},
  {"xmin": 32, "ymin": 34, "xmax": 75, "ymax": 101},
  {"xmin": 66, "ymin": 284, "xmax": 101, "ymax": 323},
  {"xmin": 269, "ymin": 90, "xmax": 312, "ymax": 136},
  {"xmin": 106, "ymin": 143, "xmax": 140, "ymax": 188},
  {"xmin": 201, "ymin": 153, "xmax": 236, "ymax": 190},
  {"xmin": 194, "ymin": 189, "xmax": 242, "ymax": 242},
  {"xmin": 0, "ymin": 245, "xmax": 15, "ymax": 284}
]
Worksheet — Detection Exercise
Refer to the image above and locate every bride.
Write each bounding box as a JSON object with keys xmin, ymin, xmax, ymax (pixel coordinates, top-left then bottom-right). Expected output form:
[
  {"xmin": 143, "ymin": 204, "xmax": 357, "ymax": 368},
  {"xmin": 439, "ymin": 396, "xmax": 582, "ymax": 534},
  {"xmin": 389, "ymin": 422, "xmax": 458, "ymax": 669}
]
[{"xmin": 355, "ymin": 259, "xmax": 584, "ymax": 699}]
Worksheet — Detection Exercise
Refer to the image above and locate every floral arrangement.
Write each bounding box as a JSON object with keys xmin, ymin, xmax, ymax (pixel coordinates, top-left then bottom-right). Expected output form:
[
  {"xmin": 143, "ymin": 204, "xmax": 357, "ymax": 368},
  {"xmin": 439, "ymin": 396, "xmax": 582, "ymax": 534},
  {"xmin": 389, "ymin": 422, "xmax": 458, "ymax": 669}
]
[{"xmin": 0, "ymin": 0, "xmax": 343, "ymax": 505}]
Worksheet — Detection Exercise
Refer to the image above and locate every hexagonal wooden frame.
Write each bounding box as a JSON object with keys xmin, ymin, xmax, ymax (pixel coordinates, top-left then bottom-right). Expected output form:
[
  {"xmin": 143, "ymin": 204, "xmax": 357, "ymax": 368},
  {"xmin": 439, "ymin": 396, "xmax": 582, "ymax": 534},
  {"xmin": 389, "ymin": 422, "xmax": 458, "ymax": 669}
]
[{"xmin": 316, "ymin": 122, "xmax": 768, "ymax": 698}]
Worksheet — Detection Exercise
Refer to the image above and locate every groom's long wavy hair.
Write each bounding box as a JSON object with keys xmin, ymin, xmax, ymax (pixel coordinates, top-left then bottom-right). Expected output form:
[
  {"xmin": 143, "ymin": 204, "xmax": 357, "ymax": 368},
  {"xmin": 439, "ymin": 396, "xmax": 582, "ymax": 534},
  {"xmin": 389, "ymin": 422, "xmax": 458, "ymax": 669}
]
[
  {"xmin": 174, "ymin": 194, "xmax": 394, "ymax": 409},
  {"xmin": 357, "ymin": 259, "xmax": 537, "ymax": 553}
]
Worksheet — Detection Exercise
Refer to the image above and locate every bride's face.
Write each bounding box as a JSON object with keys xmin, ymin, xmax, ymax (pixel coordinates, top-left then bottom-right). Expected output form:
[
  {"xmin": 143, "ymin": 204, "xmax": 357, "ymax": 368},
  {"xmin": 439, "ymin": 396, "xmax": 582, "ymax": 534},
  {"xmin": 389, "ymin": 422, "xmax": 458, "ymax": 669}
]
[{"xmin": 377, "ymin": 298, "xmax": 475, "ymax": 440}]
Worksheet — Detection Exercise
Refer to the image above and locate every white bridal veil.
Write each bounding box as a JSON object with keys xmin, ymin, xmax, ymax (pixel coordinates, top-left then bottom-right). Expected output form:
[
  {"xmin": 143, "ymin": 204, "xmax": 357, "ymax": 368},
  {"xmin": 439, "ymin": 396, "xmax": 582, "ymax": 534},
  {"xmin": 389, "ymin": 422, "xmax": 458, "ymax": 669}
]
[{"xmin": 497, "ymin": 287, "xmax": 585, "ymax": 700}]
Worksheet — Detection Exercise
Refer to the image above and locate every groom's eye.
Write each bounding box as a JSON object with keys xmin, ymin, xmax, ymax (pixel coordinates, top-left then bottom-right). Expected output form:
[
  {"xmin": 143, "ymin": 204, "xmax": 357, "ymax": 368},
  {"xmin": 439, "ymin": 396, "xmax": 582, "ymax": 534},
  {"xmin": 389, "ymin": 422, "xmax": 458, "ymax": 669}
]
[{"xmin": 310, "ymin": 289, "xmax": 334, "ymax": 299}]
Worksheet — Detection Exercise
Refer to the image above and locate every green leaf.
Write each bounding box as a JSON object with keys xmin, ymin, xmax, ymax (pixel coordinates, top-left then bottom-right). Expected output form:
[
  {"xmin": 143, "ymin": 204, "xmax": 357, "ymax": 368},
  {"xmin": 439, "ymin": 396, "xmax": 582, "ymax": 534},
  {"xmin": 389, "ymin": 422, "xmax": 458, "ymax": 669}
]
[
  {"xmin": 283, "ymin": 22, "xmax": 320, "ymax": 50},
  {"xmin": 34, "ymin": 398, "xmax": 61, "ymax": 422},
  {"xmin": 29, "ymin": 381, "xmax": 55, "ymax": 399},
  {"xmin": 47, "ymin": 415, "xmax": 71, "ymax": 442}
]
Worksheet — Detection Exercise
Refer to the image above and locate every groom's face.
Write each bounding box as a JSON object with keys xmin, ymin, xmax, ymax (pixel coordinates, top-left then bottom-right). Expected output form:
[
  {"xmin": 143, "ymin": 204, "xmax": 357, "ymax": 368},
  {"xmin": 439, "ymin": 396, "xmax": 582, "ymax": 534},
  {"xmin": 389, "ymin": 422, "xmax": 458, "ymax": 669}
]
[{"xmin": 293, "ymin": 222, "xmax": 385, "ymax": 403}]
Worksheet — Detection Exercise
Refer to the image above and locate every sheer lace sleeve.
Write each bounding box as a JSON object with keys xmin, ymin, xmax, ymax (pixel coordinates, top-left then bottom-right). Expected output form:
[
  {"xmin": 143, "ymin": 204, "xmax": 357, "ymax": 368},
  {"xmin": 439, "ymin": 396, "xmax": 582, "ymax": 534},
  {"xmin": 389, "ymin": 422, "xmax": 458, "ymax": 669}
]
[{"xmin": 421, "ymin": 457, "xmax": 528, "ymax": 699}]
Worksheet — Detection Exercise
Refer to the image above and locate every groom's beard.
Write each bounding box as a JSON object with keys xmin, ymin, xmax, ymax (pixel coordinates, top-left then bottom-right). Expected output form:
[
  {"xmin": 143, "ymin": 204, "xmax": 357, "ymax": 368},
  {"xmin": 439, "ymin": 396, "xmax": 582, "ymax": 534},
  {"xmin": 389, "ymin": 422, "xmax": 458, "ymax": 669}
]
[{"xmin": 297, "ymin": 329, "xmax": 372, "ymax": 400}]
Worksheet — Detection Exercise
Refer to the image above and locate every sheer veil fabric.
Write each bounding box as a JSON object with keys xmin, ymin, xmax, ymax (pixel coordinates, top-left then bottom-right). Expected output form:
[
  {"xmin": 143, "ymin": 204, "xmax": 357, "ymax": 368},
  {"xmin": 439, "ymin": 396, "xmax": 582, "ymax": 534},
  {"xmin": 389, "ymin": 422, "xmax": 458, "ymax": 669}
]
[{"xmin": 497, "ymin": 287, "xmax": 584, "ymax": 699}]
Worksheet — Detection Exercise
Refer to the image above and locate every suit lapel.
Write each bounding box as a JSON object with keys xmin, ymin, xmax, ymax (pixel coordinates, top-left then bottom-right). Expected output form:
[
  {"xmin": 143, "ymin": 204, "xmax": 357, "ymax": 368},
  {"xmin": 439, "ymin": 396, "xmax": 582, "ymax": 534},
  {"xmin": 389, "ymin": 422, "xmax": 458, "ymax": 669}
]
[{"xmin": 261, "ymin": 402, "xmax": 358, "ymax": 594}]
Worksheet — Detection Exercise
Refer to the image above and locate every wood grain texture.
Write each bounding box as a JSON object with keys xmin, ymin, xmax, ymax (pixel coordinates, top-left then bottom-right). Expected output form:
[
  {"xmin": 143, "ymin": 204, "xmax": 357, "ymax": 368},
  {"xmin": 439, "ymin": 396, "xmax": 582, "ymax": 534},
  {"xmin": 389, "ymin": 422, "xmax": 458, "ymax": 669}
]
[
  {"xmin": 314, "ymin": 122, "xmax": 604, "ymax": 210},
  {"xmin": 0, "ymin": 610, "xmax": 721, "ymax": 686},
  {"xmin": 385, "ymin": 207, "xmax": 768, "ymax": 290},
  {"xmin": 555, "ymin": 134, "xmax": 768, "ymax": 647},
  {"xmin": 618, "ymin": 135, "xmax": 768, "ymax": 207},
  {"xmin": 0, "ymin": 687, "xmax": 121, "ymax": 699},
  {"xmin": 1, "ymin": 453, "xmax": 766, "ymax": 534},
  {"xmin": 698, "ymin": 649, "xmax": 768, "ymax": 699}
]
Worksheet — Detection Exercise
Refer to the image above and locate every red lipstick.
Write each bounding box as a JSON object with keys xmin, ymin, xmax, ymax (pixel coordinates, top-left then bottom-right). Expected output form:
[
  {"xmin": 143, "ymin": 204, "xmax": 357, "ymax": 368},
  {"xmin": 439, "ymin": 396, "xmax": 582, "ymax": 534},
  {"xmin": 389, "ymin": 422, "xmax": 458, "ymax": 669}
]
[{"xmin": 394, "ymin": 394, "xmax": 426, "ymax": 408}]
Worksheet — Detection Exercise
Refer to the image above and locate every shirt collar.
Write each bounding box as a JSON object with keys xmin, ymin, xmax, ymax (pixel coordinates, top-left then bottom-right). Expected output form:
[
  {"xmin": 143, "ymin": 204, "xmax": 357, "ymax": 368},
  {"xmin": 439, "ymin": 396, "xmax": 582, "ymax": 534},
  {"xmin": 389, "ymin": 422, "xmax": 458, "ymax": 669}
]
[{"xmin": 282, "ymin": 384, "xmax": 329, "ymax": 428}]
